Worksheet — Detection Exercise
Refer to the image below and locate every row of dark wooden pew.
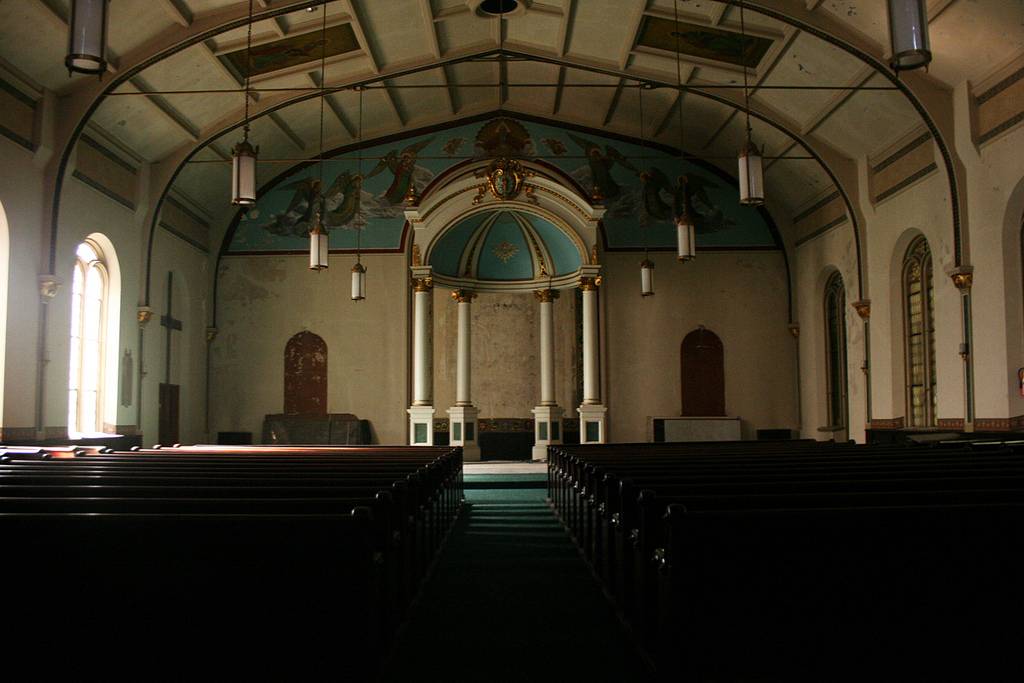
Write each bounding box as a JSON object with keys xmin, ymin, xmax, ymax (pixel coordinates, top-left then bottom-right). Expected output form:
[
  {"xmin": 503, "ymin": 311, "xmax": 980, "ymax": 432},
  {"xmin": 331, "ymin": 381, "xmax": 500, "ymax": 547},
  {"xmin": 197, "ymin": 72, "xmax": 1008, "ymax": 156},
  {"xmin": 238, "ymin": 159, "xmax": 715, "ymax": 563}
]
[
  {"xmin": 0, "ymin": 444, "xmax": 463, "ymax": 681},
  {"xmin": 548, "ymin": 440, "xmax": 1024, "ymax": 681}
]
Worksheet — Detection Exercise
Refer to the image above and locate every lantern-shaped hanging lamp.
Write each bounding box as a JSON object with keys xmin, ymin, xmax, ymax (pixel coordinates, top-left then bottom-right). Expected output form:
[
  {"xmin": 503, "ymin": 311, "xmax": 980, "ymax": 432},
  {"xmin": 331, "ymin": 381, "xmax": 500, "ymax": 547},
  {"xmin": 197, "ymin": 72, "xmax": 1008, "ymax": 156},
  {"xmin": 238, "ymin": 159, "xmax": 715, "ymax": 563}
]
[
  {"xmin": 351, "ymin": 262, "xmax": 366, "ymax": 301},
  {"xmin": 640, "ymin": 258, "xmax": 655, "ymax": 297},
  {"xmin": 887, "ymin": 0, "xmax": 931, "ymax": 71},
  {"xmin": 677, "ymin": 212, "xmax": 696, "ymax": 261},
  {"xmin": 309, "ymin": 217, "xmax": 329, "ymax": 271},
  {"xmin": 66, "ymin": 0, "xmax": 108, "ymax": 75},
  {"xmin": 738, "ymin": 134, "xmax": 764, "ymax": 206},
  {"xmin": 231, "ymin": 138, "xmax": 258, "ymax": 206}
]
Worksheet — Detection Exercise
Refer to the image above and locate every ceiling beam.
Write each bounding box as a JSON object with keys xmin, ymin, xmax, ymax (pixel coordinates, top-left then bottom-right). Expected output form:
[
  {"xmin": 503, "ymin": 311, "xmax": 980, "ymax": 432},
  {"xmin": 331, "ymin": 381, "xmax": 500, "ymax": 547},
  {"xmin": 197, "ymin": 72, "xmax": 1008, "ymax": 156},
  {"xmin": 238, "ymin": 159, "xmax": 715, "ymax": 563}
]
[
  {"xmin": 156, "ymin": 0, "xmax": 193, "ymax": 27},
  {"xmin": 438, "ymin": 67, "xmax": 457, "ymax": 117},
  {"xmin": 268, "ymin": 111, "xmax": 305, "ymax": 150},
  {"xmin": 419, "ymin": 0, "xmax": 442, "ymax": 60},
  {"xmin": 33, "ymin": 0, "xmax": 68, "ymax": 26},
  {"xmin": 324, "ymin": 93, "xmax": 357, "ymax": 140},
  {"xmin": 343, "ymin": 0, "xmax": 382, "ymax": 74},
  {"xmin": 800, "ymin": 65, "xmax": 875, "ymax": 136},
  {"xmin": 552, "ymin": 66, "xmax": 567, "ymax": 115},
  {"xmin": 381, "ymin": 79, "xmax": 408, "ymax": 127},
  {"xmin": 127, "ymin": 78, "xmax": 200, "ymax": 142},
  {"xmin": 557, "ymin": 0, "xmax": 574, "ymax": 57},
  {"xmin": 603, "ymin": 78, "xmax": 627, "ymax": 127},
  {"xmin": 617, "ymin": 2, "xmax": 647, "ymax": 71}
]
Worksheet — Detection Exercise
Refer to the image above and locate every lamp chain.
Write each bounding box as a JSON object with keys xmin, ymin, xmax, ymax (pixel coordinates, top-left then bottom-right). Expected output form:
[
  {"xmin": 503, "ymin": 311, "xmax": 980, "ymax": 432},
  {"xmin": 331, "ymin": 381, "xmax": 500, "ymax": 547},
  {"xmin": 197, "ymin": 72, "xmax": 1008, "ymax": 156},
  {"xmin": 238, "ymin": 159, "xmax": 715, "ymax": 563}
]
[
  {"xmin": 740, "ymin": 0, "xmax": 751, "ymax": 136},
  {"xmin": 243, "ymin": 0, "xmax": 253, "ymax": 141}
]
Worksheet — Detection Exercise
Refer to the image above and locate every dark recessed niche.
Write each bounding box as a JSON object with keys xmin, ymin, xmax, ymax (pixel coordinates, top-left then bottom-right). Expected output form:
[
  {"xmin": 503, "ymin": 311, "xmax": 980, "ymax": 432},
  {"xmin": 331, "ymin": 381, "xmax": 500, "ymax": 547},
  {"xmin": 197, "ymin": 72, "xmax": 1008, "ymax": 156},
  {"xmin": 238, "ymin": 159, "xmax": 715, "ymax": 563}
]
[{"xmin": 479, "ymin": 0, "xmax": 519, "ymax": 16}]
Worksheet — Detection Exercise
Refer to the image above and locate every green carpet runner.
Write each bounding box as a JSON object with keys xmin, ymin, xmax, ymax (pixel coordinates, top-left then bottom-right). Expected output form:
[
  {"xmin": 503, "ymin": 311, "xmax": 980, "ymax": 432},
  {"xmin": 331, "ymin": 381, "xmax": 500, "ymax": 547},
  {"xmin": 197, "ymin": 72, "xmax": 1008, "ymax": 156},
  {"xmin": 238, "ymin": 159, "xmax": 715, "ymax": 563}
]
[{"xmin": 378, "ymin": 475, "xmax": 654, "ymax": 682}]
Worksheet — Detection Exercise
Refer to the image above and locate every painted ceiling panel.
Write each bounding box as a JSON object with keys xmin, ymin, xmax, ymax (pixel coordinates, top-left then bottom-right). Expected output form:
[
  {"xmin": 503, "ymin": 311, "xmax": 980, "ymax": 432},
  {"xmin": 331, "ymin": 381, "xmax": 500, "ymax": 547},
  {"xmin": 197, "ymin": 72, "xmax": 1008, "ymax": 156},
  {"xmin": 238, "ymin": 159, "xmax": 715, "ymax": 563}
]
[
  {"xmin": 358, "ymin": 0, "xmax": 434, "ymax": 67},
  {"xmin": 476, "ymin": 213, "xmax": 539, "ymax": 280},
  {"xmin": 436, "ymin": 11, "xmax": 493, "ymax": 55},
  {"xmin": 505, "ymin": 60, "xmax": 560, "ymax": 114},
  {"xmin": 506, "ymin": 10, "xmax": 564, "ymax": 51},
  {"xmin": 756, "ymin": 31, "xmax": 869, "ymax": 131},
  {"xmin": 0, "ymin": 0, "xmax": 81, "ymax": 92},
  {"xmin": 564, "ymin": 0, "xmax": 637, "ymax": 59},
  {"xmin": 811, "ymin": 73, "xmax": 920, "ymax": 161},
  {"xmin": 88, "ymin": 98, "xmax": 193, "ymax": 163},
  {"xmin": 929, "ymin": 0, "xmax": 1024, "ymax": 87}
]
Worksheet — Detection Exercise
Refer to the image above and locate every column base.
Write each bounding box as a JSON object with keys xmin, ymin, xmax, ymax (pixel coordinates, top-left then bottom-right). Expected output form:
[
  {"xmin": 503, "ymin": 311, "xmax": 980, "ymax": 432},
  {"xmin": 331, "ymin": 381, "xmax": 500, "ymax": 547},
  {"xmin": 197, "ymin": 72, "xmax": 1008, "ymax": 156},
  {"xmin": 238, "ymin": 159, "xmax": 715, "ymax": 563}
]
[
  {"xmin": 407, "ymin": 406, "xmax": 436, "ymax": 446},
  {"xmin": 446, "ymin": 406, "xmax": 481, "ymax": 462},
  {"xmin": 531, "ymin": 405, "xmax": 564, "ymax": 461},
  {"xmin": 577, "ymin": 404, "xmax": 608, "ymax": 444}
]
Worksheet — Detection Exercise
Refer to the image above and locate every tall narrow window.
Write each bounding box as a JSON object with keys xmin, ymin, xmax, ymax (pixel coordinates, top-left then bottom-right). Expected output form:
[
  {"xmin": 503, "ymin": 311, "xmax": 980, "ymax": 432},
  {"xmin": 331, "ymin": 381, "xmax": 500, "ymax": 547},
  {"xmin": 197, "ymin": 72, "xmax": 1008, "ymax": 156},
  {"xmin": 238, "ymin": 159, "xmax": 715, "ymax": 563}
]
[
  {"xmin": 824, "ymin": 271, "xmax": 848, "ymax": 429},
  {"xmin": 903, "ymin": 236, "xmax": 936, "ymax": 426},
  {"xmin": 69, "ymin": 241, "xmax": 108, "ymax": 434}
]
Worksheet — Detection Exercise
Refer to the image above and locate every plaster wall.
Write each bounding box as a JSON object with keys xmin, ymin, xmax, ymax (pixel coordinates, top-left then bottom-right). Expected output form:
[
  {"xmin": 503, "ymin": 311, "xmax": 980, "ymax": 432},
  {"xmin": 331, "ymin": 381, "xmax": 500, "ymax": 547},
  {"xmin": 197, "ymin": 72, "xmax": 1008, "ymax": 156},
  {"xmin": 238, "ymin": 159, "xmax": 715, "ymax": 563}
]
[
  {"xmin": 602, "ymin": 249, "xmax": 799, "ymax": 442},
  {"xmin": 862, "ymin": 171, "xmax": 961, "ymax": 425},
  {"xmin": 793, "ymin": 221, "xmax": 865, "ymax": 442},
  {"xmin": 433, "ymin": 288, "xmax": 577, "ymax": 419},
  {"xmin": 210, "ymin": 252, "xmax": 410, "ymax": 445},
  {"xmin": 0, "ymin": 137, "xmax": 41, "ymax": 432}
]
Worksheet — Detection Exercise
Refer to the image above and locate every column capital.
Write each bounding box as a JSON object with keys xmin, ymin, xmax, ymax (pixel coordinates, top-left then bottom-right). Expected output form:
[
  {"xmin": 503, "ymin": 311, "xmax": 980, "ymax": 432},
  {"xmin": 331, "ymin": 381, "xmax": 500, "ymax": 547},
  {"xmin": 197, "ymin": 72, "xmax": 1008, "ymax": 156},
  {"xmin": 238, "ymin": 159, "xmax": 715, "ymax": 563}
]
[
  {"xmin": 578, "ymin": 276, "xmax": 602, "ymax": 291},
  {"xmin": 852, "ymin": 299, "xmax": 871, "ymax": 321},
  {"xmin": 949, "ymin": 266, "xmax": 973, "ymax": 289},
  {"xmin": 534, "ymin": 289, "xmax": 560, "ymax": 303},
  {"xmin": 451, "ymin": 289, "xmax": 477, "ymax": 303},
  {"xmin": 412, "ymin": 277, "xmax": 433, "ymax": 292}
]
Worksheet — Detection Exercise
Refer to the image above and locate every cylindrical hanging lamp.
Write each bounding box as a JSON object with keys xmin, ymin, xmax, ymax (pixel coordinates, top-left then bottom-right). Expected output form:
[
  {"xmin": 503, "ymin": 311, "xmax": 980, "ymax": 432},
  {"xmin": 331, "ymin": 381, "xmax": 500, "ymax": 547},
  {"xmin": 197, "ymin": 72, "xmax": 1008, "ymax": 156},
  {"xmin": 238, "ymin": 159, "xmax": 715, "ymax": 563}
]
[
  {"xmin": 738, "ymin": 134, "xmax": 764, "ymax": 206},
  {"xmin": 677, "ymin": 211, "xmax": 696, "ymax": 261},
  {"xmin": 309, "ymin": 218, "xmax": 329, "ymax": 271},
  {"xmin": 231, "ymin": 0, "xmax": 258, "ymax": 206},
  {"xmin": 887, "ymin": 0, "xmax": 931, "ymax": 71},
  {"xmin": 640, "ymin": 258, "xmax": 655, "ymax": 297},
  {"xmin": 66, "ymin": 0, "xmax": 108, "ymax": 75},
  {"xmin": 231, "ymin": 138, "xmax": 258, "ymax": 206},
  {"xmin": 351, "ymin": 262, "xmax": 366, "ymax": 301}
]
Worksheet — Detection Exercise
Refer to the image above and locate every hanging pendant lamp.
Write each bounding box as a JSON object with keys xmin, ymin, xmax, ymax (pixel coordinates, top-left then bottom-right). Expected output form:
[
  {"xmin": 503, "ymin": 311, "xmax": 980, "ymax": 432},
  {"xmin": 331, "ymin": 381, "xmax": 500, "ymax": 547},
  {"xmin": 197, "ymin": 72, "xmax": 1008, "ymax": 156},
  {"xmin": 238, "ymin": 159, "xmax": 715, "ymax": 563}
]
[
  {"xmin": 736, "ymin": 1, "xmax": 765, "ymax": 207},
  {"xmin": 309, "ymin": 2, "xmax": 330, "ymax": 270},
  {"xmin": 231, "ymin": 0, "xmax": 259, "ymax": 206},
  {"xmin": 676, "ymin": 209, "xmax": 696, "ymax": 261},
  {"xmin": 738, "ymin": 131, "xmax": 764, "ymax": 206},
  {"xmin": 66, "ymin": 0, "xmax": 108, "ymax": 75},
  {"xmin": 309, "ymin": 216, "xmax": 329, "ymax": 270},
  {"xmin": 640, "ymin": 256, "xmax": 655, "ymax": 297},
  {"xmin": 887, "ymin": 0, "xmax": 931, "ymax": 71},
  {"xmin": 351, "ymin": 262, "xmax": 366, "ymax": 300}
]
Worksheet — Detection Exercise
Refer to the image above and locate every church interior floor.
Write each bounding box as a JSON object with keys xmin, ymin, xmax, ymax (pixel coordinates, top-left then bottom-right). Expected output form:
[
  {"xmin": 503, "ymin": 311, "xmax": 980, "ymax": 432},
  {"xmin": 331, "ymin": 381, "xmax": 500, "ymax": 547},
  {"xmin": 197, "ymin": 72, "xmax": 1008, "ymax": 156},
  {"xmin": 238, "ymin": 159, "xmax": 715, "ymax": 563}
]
[{"xmin": 377, "ymin": 473, "xmax": 656, "ymax": 682}]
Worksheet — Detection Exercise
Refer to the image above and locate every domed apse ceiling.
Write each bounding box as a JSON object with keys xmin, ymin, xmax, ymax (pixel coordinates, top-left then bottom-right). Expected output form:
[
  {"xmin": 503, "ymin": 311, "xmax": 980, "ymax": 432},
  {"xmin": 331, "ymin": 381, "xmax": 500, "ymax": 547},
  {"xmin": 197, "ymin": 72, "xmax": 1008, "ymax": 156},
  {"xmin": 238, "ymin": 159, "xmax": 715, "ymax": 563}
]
[
  {"xmin": 429, "ymin": 209, "xmax": 582, "ymax": 282},
  {"xmin": 224, "ymin": 117, "xmax": 778, "ymax": 255}
]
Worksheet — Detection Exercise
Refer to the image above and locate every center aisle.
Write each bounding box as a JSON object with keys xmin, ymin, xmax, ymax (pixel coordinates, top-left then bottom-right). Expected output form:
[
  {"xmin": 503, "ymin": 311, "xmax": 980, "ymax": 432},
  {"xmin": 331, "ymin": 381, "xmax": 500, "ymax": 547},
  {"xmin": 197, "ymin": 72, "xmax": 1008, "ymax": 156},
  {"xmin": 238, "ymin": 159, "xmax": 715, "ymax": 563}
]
[{"xmin": 378, "ymin": 472, "xmax": 656, "ymax": 682}]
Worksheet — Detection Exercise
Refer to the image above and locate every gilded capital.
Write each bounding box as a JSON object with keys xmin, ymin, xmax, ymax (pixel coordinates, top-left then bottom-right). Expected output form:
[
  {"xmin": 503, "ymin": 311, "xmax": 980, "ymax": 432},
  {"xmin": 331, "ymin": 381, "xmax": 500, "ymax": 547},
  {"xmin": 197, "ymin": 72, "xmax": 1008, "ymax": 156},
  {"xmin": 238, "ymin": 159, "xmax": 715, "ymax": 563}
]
[
  {"xmin": 451, "ymin": 289, "xmax": 477, "ymax": 303},
  {"xmin": 534, "ymin": 289, "xmax": 560, "ymax": 303},
  {"xmin": 205, "ymin": 327, "xmax": 219, "ymax": 344},
  {"xmin": 788, "ymin": 324, "xmax": 800, "ymax": 339},
  {"xmin": 39, "ymin": 275, "xmax": 62, "ymax": 299},
  {"xmin": 852, "ymin": 300, "xmax": 871, "ymax": 321},
  {"xmin": 950, "ymin": 269, "xmax": 973, "ymax": 289},
  {"xmin": 412, "ymin": 277, "xmax": 433, "ymax": 292},
  {"xmin": 579, "ymin": 276, "xmax": 602, "ymax": 291},
  {"xmin": 412, "ymin": 244, "xmax": 422, "ymax": 266},
  {"xmin": 137, "ymin": 307, "xmax": 155, "ymax": 326}
]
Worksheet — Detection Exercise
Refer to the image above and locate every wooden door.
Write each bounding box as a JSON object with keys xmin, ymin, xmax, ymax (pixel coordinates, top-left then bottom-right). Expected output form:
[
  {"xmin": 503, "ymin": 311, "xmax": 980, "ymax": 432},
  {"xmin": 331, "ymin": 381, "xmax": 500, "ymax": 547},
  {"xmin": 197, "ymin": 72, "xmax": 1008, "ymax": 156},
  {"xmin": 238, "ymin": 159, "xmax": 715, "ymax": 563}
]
[
  {"xmin": 680, "ymin": 327, "xmax": 725, "ymax": 417},
  {"xmin": 159, "ymin": 383, "xmax": 180, "ymax": 445}
]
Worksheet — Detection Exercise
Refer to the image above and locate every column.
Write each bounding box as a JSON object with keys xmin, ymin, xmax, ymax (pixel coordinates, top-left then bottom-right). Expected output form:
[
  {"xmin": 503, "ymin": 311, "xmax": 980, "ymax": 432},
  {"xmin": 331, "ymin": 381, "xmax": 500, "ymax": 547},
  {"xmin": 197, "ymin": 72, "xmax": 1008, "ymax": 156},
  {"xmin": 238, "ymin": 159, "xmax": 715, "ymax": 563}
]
[
  {"xmin": 532, "ymin": 288, "xmax": 563, "ymax": 460},
  {"xmin": 408, "ymin": 267, "xmax": 435, "ymax": 445},
  {"xmin": 577, "ymin": 271, "xmax": 607, "ymax": 444},
  {"xmin": 447, "ymin": 289, "xmax": 480, "ymax": 461}
]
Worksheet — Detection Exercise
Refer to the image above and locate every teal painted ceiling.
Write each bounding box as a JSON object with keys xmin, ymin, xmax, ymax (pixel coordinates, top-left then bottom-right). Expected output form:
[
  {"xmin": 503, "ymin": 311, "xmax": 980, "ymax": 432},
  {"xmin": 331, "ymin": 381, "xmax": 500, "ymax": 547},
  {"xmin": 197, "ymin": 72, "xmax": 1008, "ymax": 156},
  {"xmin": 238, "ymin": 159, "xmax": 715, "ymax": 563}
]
[{"xmin": 430, "ymin": 210, "xmax": 582, "ymax": 282}]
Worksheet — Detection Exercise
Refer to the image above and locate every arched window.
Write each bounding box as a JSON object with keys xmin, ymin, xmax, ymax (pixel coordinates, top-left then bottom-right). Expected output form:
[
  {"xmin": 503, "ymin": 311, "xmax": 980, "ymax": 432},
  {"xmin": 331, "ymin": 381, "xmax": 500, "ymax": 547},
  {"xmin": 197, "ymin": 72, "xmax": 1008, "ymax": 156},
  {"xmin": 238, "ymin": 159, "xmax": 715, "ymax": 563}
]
[
  {"xmin": 824, "ymin": 271, "xmax": 847, "ymax": 429},
  {"xmin": 903, "ymin": 235, "xmax": 936, "ymax": 426},
  {"xmin": 68, "ymin": 240, "xmax": 108, "ymax": 434}
]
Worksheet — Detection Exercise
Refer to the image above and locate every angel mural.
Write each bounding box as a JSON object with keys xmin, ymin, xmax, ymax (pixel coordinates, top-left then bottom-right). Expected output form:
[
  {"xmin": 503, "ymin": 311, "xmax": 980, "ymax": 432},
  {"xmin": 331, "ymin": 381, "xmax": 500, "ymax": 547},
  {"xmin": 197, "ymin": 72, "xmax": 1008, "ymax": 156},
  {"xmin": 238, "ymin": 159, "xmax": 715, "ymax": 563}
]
[
  {"xmin": 568, "ymin": 133, "xmax": 638, "ymax": 201},
  {"xmin": 260, "ymin": 168, "xmax": 366, "ymax": 238},
  {"xmin": 365, "ymin": 137, "xmax": 435, "ymax": 205},
  {"xmin": 639, "ymin": 169, "xmax": 735, "ymax": 234}
]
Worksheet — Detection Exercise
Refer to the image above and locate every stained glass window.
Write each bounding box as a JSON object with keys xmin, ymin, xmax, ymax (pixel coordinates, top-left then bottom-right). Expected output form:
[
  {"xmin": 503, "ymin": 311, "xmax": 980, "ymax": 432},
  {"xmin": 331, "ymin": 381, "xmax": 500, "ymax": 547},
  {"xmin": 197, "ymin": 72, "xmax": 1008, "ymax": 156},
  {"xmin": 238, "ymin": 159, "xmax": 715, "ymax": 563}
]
[
  {"xmin": 824, "ymin": 271, "xmax": 847, "ymax": 428},
  {"xmin": 69, "ymin": 241, "xmax": 107, "ymax": 434},
  {"xmin": 903, "ymin": 236, "xmax": 936, "ymax": 426}
]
